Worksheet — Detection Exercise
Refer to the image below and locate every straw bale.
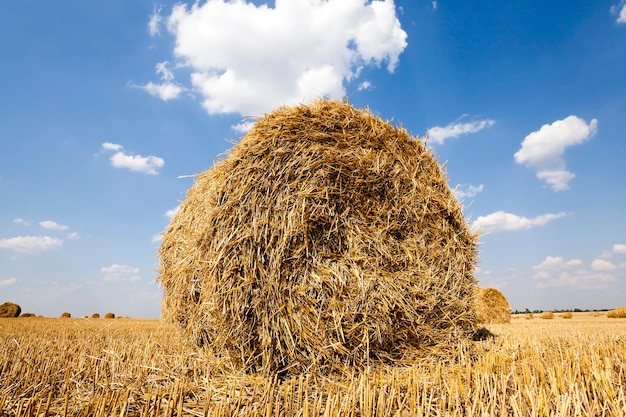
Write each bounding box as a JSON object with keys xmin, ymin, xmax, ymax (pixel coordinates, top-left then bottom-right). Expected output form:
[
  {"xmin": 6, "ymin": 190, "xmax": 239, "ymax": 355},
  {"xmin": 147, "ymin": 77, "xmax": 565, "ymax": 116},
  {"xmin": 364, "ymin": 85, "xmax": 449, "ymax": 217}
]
[
  {"xmin": 607, "ymin": 306, "xmax": 626, "ymax": 318},
  {"xmin": 19, "ymin": 313, "xmax": 36, "ymax": 318},
  {"xmin": 540, "ymin": 311, "xmax": 554, "ymax": 320},
  {"xmin": 474, "ymin": 287, "xmax": 511, "ymax": 324},
  {"xmin": 60, "ymin": 312, "xmax": 71, "ymax": 318},
  {"xmin": 91, "ymin": 313, "xmax": 100, "ymax": 318},
  {"xmin": 0, "ymin": 302, "xmax": 21, "ymax": 318},
  {"xmin": 158, "ymin": 99, "xmax": 479, "ymax": 374},
  {"xmin": 104, "ymin": 312, "xmax": 115, "ymax": 319}
]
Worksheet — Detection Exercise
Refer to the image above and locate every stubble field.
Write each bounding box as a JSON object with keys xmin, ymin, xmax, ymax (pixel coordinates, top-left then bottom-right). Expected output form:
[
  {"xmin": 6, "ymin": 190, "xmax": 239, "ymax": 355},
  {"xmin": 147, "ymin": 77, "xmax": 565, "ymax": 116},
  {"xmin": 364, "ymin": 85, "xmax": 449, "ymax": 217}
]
[{"xmin": 1, "ymin": 313, "xmax": 625, "ymax": 416}]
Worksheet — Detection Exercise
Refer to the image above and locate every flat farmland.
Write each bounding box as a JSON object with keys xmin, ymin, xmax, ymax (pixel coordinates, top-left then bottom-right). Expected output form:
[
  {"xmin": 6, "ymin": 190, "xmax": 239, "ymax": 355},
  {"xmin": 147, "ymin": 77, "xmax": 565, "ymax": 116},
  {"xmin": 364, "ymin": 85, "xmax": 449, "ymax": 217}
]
[{"xmin": 1, "ymin": 313, "xmax": 625, "ymax": 416}]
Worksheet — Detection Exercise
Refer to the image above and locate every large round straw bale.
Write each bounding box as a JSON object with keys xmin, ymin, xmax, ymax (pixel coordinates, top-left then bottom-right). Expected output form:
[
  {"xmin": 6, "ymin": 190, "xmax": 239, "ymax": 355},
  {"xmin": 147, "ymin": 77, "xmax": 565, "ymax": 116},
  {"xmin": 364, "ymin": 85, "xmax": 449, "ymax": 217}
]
[
  {"xmin": 158, "ymin": 100, "xmax": 479, "ymax": 374},
  {"xmin": 474, "ymin": 287, "xmax": 511, "ymax": 324},
  {"xmin": 0, "ymin": 302, "xmax": 22, "ymax": 318}
]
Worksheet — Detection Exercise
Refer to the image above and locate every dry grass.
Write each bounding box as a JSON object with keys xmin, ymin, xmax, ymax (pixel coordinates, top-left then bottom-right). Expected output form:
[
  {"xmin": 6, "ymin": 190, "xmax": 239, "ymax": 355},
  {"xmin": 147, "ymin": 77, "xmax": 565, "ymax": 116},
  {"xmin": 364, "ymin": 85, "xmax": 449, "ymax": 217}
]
[
  {"xmin": 158, "ymin": 100, "xmax": 479, "ymax": 374},
  {"xmin": 1, "ymin": 314, "xmax": 625, "ymax": 416}
]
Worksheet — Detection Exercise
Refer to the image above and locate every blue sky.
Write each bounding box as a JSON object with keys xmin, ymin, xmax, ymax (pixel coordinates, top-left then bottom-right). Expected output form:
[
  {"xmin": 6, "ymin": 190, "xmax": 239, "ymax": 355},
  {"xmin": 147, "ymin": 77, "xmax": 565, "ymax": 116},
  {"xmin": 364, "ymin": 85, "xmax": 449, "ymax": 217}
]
[{"xmin": 1, "ymin": 0, "xmax": 625, "ymax": 318}]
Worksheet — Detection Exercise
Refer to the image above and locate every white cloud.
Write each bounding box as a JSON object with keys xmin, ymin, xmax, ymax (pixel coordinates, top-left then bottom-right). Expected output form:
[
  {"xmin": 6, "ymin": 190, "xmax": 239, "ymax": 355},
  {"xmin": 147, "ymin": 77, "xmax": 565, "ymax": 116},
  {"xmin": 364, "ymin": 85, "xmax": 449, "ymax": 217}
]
[
  {"xmin": 514, "ymin": 115, "xmax": 598, "ymax": 191},
  {"xmin": 39, "ymin": 220, "xmax": 69, "ymax": 231},
  {"xmin": 148, "ymin": 5, "xmax": 163, "ymax": 36},
  {"xmin": 472, "ymin": 211, "xmax": 570, "ymax": 234},
  {"xmin": 600, "ymin": 243, "xmax": 626, "ymax": 258},
  {"xmin": 591, "ymin": 259, "xmax": 617, "ymax": 271},
  {"xmin": 102, "ymin": 142, "xmax": 123, "ymax": 151},
  {"xmin": 140, "ymin": 81, "xmax": 185, "ymax": 101},
  {"xmin": 432, "ymin": 1, "xmax": 438, "ymax": 10},
  {"xmin": 0, "ymin": 278, "xmax": 17, "ymax": 287},
  {"xmin": 453, "ymin": 184, "xmax": 484, "ymax": 201},
  {"xmin": 0, "ymin": 236, "xmax": 63, "ymax": 253},
  {"xmin": 612, "ymin": 244, "xmax": 626, "ymax": 254},
  {"xmin": 612, "ymin": 2, "xmax": 626, "ymax": 23},
  {"xmin": 136, "ymin": 61, "xmax": 185, "ymax": 101},
  {"xmin": 532, "ymin": 256, "xmax": 617, "ymax": 289},
  {"xmin": 100, "ymin": 142, "xmax": 164, "ymax": 175},
  {"xmin": 357, "ymin": 80, "xmax": 373, "ymax": 91},
  {"xmin": 533, "ymin": 256, "xmax": 583, "ymax": 273},
  {"xmin": 13, "ymin": 218, "xmax": 31, "ymax": 226},
  {"xmin": 148, "ymin": 0, "xmax": 406, "ymax": 118},
  {"xmin": 232, "ymin": 120, "xmax": 256, "ymax": 133},
  {"xmin": 66, "ymin": 232, "xmax": 80, "ymax": 240},
  {"xmin": 100, "ymin": 264, "xmax": 141, "ymax": 282},
  {"xmin": 165, "ymin": 206, "xmax": 180, "ymax": 219},
  {"xmin": 427, "ymin": 117, "xmax": 495, "ymax": 145}
]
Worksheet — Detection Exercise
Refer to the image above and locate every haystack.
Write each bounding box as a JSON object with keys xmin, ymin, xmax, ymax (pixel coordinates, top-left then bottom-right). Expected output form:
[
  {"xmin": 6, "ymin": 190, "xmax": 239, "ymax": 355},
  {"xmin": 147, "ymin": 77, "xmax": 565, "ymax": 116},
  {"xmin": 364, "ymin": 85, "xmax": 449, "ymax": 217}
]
[
  {"xmin": 158, "ymin": 100, "xmax": 479, "ymax": 374},
  {"xmin": 0, "ymin": 302, "xmax": 21, "ymax": 318},
  {"xmin": 474, "ymin": 287, "xmax": 511, "ymax": 324},
  {"xmin": 607, "ymin": 306, "xmax": 626, "ymax": 318}
]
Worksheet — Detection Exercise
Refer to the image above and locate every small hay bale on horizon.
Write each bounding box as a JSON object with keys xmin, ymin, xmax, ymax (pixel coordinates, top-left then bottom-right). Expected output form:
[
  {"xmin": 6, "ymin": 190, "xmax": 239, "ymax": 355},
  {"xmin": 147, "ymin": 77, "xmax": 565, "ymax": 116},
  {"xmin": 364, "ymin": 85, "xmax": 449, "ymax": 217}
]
[
  {"xmin": 60, "ymin": 312, "xmax": 71, "ymax": 318},
  {"xmin": 104, "ymin": 312, "xmax": 115, "ymax": 319},
  {"xmin": 561, "ymin": 312, "xmax": 573, "ymax": 319},
  {"xmin": 540, "ymin": 311, "xmax": 554, "ymax": 319},
  {"xmin": 0, "ymin": 302, "xmax": 22, "ymax": 318},
  {"xmin": 607, "ymin": 306, "xmax": 626, "ymax": 318},
  {"xmin": 158, "ymin": 99, "xmax": 480, "ymax": 374},
  {"xmin": 91, "ymin": 313, "xmax": 100, "ymax": 318},
  {"xmin": 474, "ymin": 287, "xmax": 511, "ymax": 324}
]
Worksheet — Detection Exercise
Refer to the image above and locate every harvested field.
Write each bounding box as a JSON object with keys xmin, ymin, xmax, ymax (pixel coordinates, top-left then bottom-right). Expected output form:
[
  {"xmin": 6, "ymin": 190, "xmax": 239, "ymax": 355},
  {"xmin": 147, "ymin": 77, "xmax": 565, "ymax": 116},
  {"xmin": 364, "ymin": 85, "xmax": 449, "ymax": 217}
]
[{"xmin": 1, "ymin": 313, "xmax": 625, "ymax": 416}]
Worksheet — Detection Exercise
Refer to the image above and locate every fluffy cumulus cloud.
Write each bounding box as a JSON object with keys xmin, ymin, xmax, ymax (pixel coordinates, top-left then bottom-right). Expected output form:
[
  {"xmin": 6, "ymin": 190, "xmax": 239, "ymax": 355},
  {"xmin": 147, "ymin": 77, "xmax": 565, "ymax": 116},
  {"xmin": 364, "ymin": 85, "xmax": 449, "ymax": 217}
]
[
  {"xmin": 427, "ymin": 117, "xmax": 495, "ymax": 145},
  {"xmin": 472, "ymin": 211, "xmax": 569, "ymax": 234},
  {"xmin": 100, "ymin": 142, "xmax": 164, "ymax": 175},
  {"xmin": 146, "ymin": 0, "xmax": 407, "ymax": 118},
  {"xmin": 100, "ymin": 264, "xmax": 141, "ymax": 282},
  {"xmin": 13, "ymin": 218, "xmax": 31, "ymax": 226},
  {"xmin": 532, "ymin": 254, "xmax": 619, "ymax": 289},
  {"xmin": 514, "ymin": 115, "xmax": 598, "ymax": 191},
  {"xmin": 0, "ymin": 236, "xmax": 63, "ymax": 253}
]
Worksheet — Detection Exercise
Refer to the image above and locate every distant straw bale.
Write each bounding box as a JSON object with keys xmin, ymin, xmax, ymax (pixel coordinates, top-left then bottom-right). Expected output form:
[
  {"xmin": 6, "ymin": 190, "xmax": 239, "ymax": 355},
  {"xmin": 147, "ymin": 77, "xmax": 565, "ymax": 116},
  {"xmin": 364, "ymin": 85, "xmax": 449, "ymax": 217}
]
[
  {"xmin": 0, "ymin": 302, "xmax": 21, "ymax": 318},
  {"xmin": 540, "ymin": 311, "xmax": 554, "ymax": 320},
  {"xmin": 158, "ymin": 99, "xmax": 480, "ymax": 374},
  {"xmin": 104, "ymin": 312, "xmax": 115, "ymax": 319},
  {"xmin": 560, "ymin": 312, "xmax": 573, "ymax": 319},
  {"xmin": 607, "ymin": 306, "xmax": 626, "ymax": 318},
  {"xmin": 19, "ymin": 313, "xmax": 36, "ymax": 318},
  {"xmin": 474, "ymin": 287, "xmax": 511, "ymax": 324},
  {"xmin": 91, "ymin": 313, "xmax": 100, "ymax": 319},
  {"xmin": 60, "ymin": 312, "xmax": 71, "ymax": 318}
]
